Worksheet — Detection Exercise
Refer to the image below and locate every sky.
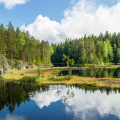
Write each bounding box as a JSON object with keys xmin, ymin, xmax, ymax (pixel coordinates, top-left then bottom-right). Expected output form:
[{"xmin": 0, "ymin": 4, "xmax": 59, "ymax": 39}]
[{"xmin": 0, "ymin": 0, "xmax": 120, "ymax": 43}]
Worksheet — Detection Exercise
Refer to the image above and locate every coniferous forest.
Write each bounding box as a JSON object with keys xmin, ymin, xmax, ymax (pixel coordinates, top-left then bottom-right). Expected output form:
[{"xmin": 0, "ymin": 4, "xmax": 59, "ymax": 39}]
[
  {"xmin": 0, "ymin": 22, "xmax": 54, "ymax": 65},
  {"xmin": 51, "ymin": 31, "xmax": 120, "ymax": 66},
  {"xmin": 0, "ymin": 22, "xmax": 120, "ymax": 66}
]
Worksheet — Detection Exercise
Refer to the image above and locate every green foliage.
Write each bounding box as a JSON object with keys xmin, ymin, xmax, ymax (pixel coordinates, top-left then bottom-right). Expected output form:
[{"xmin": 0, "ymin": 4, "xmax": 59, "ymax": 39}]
[
  {"xmin": 51, "ymin": 31, "xmax": 120, "ymax": 66},
  {"xmin": 0, "ymin": 22, "xmax": 54, "ymax": 66},
  {"xmin": 117, "ymin": 48, "xmax": 120, "ymax": 62},
  {"xmin": 38, "ymin": 67, "xmax": 41, "ymax": 76},
  {"xmin": 55, "ymin": 69, "xmax": 61, "ymax": 76},
  {"xmin": 1, "ymin": 22, "xmax": 120, "ymax": 67},
  {"xmin": 62, "ymin": 54, "xmax": 75, "ymax": 67},
  {"xmin": 68, "ymin": 69, "xmax": 72, "ymax": 76},
  {"xmin": 81, "ymin": 48, "xmax": 86, "ymax": 64}
]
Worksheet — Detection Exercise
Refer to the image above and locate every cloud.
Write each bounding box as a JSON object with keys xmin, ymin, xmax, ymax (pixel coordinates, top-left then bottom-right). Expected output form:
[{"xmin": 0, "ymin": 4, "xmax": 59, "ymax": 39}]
[
  {"xmin": 20, "ymin": 15, "xmax": 68, "ymax": 43},
  {"xmin": 0, "ymin": 0, "xmax": 29, "ymax": 9},
  {"xmin": 70, "ymin": 0, "xmax": 76, "ymax": 4},
  {"xmin": 20, "ymin": 0, "xmax": 120, "ymax": 43}
]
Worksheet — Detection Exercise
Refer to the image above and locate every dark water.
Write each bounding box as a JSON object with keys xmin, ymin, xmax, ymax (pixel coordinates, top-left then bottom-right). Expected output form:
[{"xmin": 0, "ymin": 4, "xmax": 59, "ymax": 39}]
[
  {"xmin": 61, "ymin": 68, "xmax": 120, "ymax": 78},
  {"xmin": 0, "ymin": 82, "xmax": 120, "ymax": 120}
]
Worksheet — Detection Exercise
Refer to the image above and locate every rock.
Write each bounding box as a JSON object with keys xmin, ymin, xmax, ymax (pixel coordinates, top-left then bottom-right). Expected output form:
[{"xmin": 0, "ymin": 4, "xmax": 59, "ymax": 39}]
[
  {"xmin": 0, "ymin": 54, "xmax": 39, "ymax": 75},
  {"xmin": 0, "ymin": 54, "xmax": 12, "ymax": 73},
  {"xmin": 7, "ymin": 59, "xmax": 16, "ymax": 68},
  {"xmin": 28, "ymin": 64, "xmax": 37, "ymax": 68},
  {"xmin": 17, "ymin": 60, "xmax": 28, "ymax": 69},
  {"xmin": 0, "ymin": 66, "xmax": 3, "ymax": 75},
  {"xmin": 40, "ymin": 64, "xmax": 53, "ymax": 68}
]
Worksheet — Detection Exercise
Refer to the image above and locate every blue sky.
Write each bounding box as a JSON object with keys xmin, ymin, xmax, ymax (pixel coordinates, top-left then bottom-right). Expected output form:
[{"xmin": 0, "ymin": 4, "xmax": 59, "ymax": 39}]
[
  {"xmin": 0, "ymin": 0, "xmax": 120, "ymax": 43},
  {"xmin": 0, "ymin": 0, "xmax": 73, "ymax": 29}
]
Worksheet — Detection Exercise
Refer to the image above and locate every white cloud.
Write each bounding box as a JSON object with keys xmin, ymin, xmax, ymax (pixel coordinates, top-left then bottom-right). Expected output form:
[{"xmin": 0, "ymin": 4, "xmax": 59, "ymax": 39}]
[
  {"xmin": 20, "ymin": 15, "xmax": 65, "ymax": 43},
  {"xmin": 0, "ymin": 0, "xmax": 29, "ymax": 9},
  {"xmin": 20, "ymin": 0, "xmax": 120, "ymax": 43},
  {"xmin": 70, "ymin": 0, "xmax": 76, "ymax": 4}
]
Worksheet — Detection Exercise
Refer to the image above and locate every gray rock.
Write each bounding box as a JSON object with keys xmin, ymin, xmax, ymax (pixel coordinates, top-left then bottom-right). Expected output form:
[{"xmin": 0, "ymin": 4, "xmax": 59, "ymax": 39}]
[
  {"xmin": 0, "ymin": 66, "xmax": 3, "ymax": 75},
  {"xmin": 17, "ymin": 60, "xmax": 28, "ymax": 69},
  {"xmin": 28, "ymin": 64, "xmax": 37, "ymax": 68},
  {"xmin": 0, "ymin": 54, "xmax": 12, "ymax": 73}
]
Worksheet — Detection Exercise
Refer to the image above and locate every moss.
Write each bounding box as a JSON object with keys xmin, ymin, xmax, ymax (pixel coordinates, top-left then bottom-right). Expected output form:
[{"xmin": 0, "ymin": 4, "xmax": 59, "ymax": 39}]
[
  {"xmin": 14, "ymin": 59, "xmax": 20, "ymax": 66},
  {"xmin": 0, "ymin": 54, "xmax": 5, "ymax": 66},
  {"xmin": 7, "ymin": 59, "xmax": 15, "ymax": 68}
]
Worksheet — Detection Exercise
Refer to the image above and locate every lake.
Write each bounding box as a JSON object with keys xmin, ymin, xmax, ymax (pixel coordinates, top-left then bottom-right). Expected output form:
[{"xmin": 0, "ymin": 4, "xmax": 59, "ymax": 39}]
[
  {"xmin": 0, "ymin": 81, "xmax": 120, "ymax": 120},
  {"xmin": 61, "ymin": 68, "xmax": 120, "ymax": 78}
]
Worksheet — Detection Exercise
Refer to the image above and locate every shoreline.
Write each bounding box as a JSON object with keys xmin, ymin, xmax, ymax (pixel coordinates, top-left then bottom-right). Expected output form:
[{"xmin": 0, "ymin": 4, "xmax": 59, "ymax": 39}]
[{"xmin": 1, "ymin": 66, "xmax": 120, "ymax": 88}]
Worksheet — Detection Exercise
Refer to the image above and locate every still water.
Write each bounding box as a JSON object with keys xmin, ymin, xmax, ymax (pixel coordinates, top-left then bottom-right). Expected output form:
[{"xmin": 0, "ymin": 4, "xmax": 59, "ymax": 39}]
[
  {"xmin": 0, "ymin": 81, "xmax": 120, "ymax": 120},
  {"xmin": 61, "ymin": 68, "xmax": 120, "ymax": 78}
]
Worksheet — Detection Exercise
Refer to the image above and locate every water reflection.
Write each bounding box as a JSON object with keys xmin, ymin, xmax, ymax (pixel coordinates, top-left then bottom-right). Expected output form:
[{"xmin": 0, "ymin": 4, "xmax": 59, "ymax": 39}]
[
  {"xmin": 61, "ymin": 68, "xmax": 120, "ymax": 78},
  {"xmin": 31, "ymin": 85, "xmax": 120, "ymax": 119},
  {"xmin": 0, "ymin": 81, "xmax": 120, "ymax": 120},
  {"xmin": 0, "ymin": 114, "xmax": 25, "ymax": 120},
  {"xmin": 0, "ymin": 81, "xmax": 49, "ymax": 113}
]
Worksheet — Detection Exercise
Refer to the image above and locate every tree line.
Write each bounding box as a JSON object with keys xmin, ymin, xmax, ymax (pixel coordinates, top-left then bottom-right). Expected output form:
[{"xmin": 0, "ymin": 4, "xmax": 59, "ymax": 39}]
[
  {"xmin": 0, "ymin": 22, "xmax": 54, "ymax": 65},
  {"xmin": 1, "ymin": 22, "xmax": 120, "ymax": 66},
  {"xmin": 51, "ymin": 31, "xmax": 120, "ymax": 66}
]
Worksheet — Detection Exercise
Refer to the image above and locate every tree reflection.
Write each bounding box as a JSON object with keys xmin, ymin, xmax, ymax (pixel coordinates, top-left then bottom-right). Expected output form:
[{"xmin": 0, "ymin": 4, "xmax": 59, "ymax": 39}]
[
  {"xmin": 1, "ymin": 81, "xmax": 120, "ymax": 114},
  {"xmin": 62, "ymin": 68, "xmax": 120, "ymax": 78},
  {"xmin": 0, "ymin": 81, "xmax": 49, "ymax": 113}
]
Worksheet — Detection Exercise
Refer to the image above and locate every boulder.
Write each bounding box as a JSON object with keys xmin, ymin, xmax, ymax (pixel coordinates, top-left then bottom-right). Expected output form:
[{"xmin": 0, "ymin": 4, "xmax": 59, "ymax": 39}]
[
  {"xmin": 0, "ymin": 54, "xmax": 11, "ymax": 72},
  {"xmin": 17, "ymin": 60, "xmax": 28, "ymax": 69},
  {"xmin": 6, "ymin": 59, "xmax": 29, "ymax": 70},
  {"xmin": 28, "ymin": 64, "xmax": 37, "ymax": 69},
  {"xmin": 7, "ymin": 59, "xmax": 16, "ymax": 68}
]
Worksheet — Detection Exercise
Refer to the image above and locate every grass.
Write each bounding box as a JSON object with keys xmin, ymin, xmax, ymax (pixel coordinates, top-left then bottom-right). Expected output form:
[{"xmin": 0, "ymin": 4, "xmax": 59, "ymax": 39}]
[{"xmin": 2, "ymin": 66, "xmax": 120, "ymax": 88}]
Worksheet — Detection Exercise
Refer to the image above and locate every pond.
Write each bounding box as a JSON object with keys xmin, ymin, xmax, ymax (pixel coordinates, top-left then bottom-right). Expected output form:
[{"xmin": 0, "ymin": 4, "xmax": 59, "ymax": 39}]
[
  {"xmin": 61, "ymin": 68, "xmax": 120, "ymax": 78},
  {"xmin": 0, "ymin": 81, "xmax": 120, "ymax": 120}
]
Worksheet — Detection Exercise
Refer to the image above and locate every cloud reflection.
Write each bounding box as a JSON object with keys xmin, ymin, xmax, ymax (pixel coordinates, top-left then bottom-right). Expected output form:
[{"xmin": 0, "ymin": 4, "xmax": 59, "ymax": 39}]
[
  {"xmin": 31, "ymin": 85, "xmax": 120, "ymax": 119},
  {"xmin": 0, "ymin": 114, "xmax": 26, "ymax": 120}
]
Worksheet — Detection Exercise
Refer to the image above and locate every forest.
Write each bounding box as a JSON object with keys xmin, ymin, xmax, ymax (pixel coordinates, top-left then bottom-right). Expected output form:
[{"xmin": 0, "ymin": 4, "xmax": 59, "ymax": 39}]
[
  {"xmin": 51, "ymin": 31, "xmax": 120, "ymax": 66},
  {"xmin": 0, "ymin": 22, "xmax": 54, "ymax": 65},
  {"xmin": 0, "ymin": 22, "xmax": 120, "ymax": 66}
]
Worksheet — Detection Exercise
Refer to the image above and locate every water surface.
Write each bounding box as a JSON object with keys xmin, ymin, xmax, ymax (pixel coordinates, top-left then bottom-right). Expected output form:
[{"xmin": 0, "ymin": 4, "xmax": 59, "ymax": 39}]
[
  {"xmin": 61, "ymin": 68, "xmax": 120, "ymax": 78},
  {"xmin": 0, "ymin": 81, "xmax": 120, "ymax": 120}
]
